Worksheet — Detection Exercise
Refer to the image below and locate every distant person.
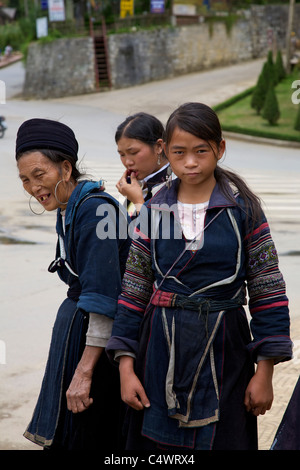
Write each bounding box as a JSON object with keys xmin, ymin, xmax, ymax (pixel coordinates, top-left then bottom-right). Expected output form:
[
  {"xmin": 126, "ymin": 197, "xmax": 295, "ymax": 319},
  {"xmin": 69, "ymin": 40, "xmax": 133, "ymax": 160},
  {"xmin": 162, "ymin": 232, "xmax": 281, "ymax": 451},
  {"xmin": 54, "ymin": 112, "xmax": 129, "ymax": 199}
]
[
  {"xmin": 16, "ymin": 118, "xmax": 130, "ymax": 450},
  {"xmin": 115, "ymin": 112, "xmax": 171, "ymax": 217},
  {"xmin": 106, "ymin": 102, "xmax": 292, "ymax": 450},
  {"xmin": 271, "ymin": 376, "xmax": 300, "ymax": 449},
  {"xmin": 4, "ymin": 45, "xmax": 12, "ymax": 58}
]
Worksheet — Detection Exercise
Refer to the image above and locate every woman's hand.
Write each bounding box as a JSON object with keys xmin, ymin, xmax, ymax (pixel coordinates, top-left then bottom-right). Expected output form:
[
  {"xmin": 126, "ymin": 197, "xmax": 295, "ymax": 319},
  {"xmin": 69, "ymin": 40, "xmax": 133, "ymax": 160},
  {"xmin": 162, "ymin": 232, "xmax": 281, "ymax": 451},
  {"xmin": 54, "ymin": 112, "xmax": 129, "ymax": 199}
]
[
  {"xmin": 66, "ymin": 345, "xmax": 103, "ymax": 413},
  {"xmin": 244, "ymin": 359, "xmax": 274, "ymax": 416},
  {"xmin": 66, "ymin": 367, "xmax": 94, "ymax": 413},
  {"xmin": 116, "ymin": 170, "xmax": 144, "ymax": 209},
  {"xmin": 119, "ymin": 356, "xmax": 150, "ymax": 411}
]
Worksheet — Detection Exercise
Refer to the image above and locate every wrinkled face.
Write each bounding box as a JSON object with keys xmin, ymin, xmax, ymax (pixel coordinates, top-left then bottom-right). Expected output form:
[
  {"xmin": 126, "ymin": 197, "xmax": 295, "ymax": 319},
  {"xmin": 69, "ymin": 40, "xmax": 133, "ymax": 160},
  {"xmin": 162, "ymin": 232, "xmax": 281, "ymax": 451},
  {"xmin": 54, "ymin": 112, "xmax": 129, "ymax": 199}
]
[
  {"xmin": 164, "ymin": 126, "xmax": 225, "ymax": 189},
  {"xmin": 117, "ymin": 136, "xmax": 162, "ymax": 181},
  {"xmin": 18, "ymin": 151, "xmax": 72, "ymax": 211}
]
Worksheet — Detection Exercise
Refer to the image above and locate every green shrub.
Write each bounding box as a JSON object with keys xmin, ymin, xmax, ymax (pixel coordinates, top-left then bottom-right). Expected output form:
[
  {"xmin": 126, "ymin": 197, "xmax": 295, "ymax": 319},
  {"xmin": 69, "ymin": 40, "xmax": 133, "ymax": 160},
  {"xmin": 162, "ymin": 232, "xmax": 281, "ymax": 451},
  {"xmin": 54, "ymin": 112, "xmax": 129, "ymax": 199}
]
[
  {"xmin": 262, "ymin": 85, "xmax": 280, "ymax": 125},
  {"xmin": 251, "ymin": 72, "xmax": 267, "ymax": 114},
  {"xmin": 267, "ymin": 49, "xmax": 278, "ymax": 85},
  {"xmin": 295, "ymin": 105, "xmax": 300, "ymax": 131},
  {"xmin": 275, "ymin": 50, "xmax": 286, "ymax": 81},
  {"xmin": 0, "ymin": 22, "xmax": 24, "ymax": 51}
]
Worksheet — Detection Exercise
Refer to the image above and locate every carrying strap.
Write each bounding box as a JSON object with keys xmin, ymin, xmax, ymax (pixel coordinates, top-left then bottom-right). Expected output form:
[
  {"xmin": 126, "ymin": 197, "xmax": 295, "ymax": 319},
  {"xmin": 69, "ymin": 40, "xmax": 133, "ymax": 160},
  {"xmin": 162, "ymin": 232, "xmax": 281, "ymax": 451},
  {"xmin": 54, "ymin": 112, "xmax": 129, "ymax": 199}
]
[
  {"xmin": 48, "ymin": 191, "xmax": 128, "ymax": 277},
  {"xmin": 48, "ymin": 234, "xmax": 79, "ymax": 276}
]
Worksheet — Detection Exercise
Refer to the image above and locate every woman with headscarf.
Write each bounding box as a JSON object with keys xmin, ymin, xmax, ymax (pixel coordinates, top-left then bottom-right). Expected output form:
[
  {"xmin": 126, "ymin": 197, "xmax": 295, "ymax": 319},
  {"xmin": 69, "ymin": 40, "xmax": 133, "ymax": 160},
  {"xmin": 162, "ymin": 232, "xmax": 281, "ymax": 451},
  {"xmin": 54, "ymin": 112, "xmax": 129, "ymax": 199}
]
[{"xmin": 16, "ymin": 118, "xmax": 131, "ymax": 450}]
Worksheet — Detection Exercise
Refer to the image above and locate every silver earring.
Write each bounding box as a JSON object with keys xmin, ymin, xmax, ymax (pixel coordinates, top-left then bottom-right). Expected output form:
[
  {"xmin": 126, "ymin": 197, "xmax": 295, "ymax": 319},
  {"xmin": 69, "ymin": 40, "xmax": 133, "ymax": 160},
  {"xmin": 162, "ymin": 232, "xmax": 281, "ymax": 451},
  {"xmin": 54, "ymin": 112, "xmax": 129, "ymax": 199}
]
[
  {"xmin": 157, "ymin": 153, "xmax": 161, "ymax": 165},
  {"xmin": 166, "ymin": 165, "xmax": 173, "ymax": 189},
  {"xmin": 29, "ymin": 196, "xmax": 45, "ymax": 215},
  {"xmin": 54, "ymin": 179, "xmax": 73, "ymax": 205}
]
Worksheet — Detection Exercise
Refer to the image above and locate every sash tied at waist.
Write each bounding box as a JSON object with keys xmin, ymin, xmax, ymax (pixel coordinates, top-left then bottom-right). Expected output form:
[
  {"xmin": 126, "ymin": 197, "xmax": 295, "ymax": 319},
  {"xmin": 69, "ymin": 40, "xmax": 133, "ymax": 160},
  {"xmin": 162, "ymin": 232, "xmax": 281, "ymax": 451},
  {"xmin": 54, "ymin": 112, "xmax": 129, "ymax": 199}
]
[
  {"xmin": 150, "ymin": 289, "xmax": 246, "ymax": 313},
  {"xmin": 144, "ymin": 288, "xmax": 246, "ymax": 428}
]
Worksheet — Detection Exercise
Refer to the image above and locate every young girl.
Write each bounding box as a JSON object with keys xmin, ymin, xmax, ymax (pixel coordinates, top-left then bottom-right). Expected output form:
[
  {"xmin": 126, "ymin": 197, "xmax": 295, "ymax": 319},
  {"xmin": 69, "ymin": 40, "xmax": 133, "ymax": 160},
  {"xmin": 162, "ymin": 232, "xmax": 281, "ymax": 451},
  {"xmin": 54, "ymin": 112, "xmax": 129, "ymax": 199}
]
[
  {"xmin": 115, "ymin": 112, "xmax": 170, "ymax": 216},
  {"xmin": 106, "ymin": 102, "xmax": 292, "ymax": 450}
]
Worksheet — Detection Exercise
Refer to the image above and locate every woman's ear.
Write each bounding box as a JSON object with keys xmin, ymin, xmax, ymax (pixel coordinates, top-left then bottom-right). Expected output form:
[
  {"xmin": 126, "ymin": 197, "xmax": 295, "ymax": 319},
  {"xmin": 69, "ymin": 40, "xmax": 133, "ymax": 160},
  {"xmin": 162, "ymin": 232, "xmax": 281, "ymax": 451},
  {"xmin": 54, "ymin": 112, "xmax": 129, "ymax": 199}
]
[
  {"xmin": 155, "ymin": 138, "xmax": 164, "ymax": 155},
  {"xmin": 62, "ymin": 160, "xmax": 73, "ymax": 181}
]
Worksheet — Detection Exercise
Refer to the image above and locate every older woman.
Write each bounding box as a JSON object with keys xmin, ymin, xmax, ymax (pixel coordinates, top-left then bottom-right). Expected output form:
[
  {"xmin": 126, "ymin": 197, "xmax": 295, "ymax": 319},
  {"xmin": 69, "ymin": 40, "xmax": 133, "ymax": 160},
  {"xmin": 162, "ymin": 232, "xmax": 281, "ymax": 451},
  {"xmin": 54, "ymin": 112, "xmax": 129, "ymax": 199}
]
[{"xmin": 16, "ymin": 118, "xmax": 130, "ymax": 450}]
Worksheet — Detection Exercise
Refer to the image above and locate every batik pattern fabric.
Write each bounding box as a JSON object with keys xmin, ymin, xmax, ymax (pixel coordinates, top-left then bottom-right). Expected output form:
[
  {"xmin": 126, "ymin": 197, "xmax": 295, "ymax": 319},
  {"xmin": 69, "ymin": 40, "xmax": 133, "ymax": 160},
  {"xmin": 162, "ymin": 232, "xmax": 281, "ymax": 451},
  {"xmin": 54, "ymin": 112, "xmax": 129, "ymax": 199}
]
[
  {"xmin": 245, "ymin": 221, "xmax": 290, "ymax": 360},
  {"xmin": 121, "ymin": 230, "xmax": 154, "ymax": 308}
]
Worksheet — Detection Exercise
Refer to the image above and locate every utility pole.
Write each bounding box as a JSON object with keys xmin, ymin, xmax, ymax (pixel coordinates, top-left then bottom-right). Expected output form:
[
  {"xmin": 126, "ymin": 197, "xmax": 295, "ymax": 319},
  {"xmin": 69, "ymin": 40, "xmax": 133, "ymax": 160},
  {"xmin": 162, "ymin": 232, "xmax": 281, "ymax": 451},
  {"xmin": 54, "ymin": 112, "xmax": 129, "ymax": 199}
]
[{"xmin": 286, "ymin": 0, "xmax": 295, "ymax": 74}]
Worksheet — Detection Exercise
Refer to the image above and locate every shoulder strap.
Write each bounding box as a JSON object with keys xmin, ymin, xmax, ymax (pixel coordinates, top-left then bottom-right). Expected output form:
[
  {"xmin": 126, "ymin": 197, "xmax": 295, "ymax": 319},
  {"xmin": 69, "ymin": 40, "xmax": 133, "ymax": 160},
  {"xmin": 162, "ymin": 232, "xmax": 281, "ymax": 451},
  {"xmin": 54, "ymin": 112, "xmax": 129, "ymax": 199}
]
[{"xmin": 65, "ymin": 191, "xmax": 128, "ymax": 276}]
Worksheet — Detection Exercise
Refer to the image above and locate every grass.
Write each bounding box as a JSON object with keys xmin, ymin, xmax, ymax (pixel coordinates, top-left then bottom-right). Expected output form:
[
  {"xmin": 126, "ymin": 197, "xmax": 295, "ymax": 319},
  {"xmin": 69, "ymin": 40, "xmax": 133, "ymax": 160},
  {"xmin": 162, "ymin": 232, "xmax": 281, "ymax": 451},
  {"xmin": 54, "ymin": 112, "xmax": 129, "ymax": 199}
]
[{"xmin": 214, "ymin": 71, "xmax": 300, "ymax": 143}]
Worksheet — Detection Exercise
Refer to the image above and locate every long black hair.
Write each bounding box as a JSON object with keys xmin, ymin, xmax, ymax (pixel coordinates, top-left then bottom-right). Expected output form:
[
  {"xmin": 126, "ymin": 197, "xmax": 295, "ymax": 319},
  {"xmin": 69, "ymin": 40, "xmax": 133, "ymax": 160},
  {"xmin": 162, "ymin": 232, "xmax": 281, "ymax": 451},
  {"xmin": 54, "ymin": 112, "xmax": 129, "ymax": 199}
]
[
  {"xmin": 115, "ymin": 112, "xmax": 166, "ymax": 157},
  {"xmin": 164, "ymin": 102, "xmax": 262, "ymax": 232}
]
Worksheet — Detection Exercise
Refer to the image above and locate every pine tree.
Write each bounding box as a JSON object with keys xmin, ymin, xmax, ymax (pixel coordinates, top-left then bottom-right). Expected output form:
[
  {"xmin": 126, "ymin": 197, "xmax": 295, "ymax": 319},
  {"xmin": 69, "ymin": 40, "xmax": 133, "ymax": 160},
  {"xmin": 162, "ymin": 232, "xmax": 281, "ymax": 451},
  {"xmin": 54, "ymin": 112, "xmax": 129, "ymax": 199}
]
[
  {"xmin": 262, "ymin": 85, "xmax": 280, "ymax": 125},
  {"xmin": 275, "ymin": 50, "xmax": 286, "ymax": 81},
  {"xmin": 295, "ymin": 105, "xmax": 300, "ymax": 131},
  {"xmin": 262, "ymin": 59, "xmax": 275, "ymax": 88},
  {"xmin": 251, "ymin": 72, "xmax": 267, "ymax": 114}
]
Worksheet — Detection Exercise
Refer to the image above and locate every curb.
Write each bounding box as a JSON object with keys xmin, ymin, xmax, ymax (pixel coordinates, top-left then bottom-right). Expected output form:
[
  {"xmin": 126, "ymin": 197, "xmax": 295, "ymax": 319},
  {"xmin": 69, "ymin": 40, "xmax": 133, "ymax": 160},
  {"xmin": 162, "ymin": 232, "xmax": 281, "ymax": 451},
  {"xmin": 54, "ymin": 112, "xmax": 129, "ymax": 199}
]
[{"xmin": 223, "ymin": 131, "xmax": 300, "ymax": 149}]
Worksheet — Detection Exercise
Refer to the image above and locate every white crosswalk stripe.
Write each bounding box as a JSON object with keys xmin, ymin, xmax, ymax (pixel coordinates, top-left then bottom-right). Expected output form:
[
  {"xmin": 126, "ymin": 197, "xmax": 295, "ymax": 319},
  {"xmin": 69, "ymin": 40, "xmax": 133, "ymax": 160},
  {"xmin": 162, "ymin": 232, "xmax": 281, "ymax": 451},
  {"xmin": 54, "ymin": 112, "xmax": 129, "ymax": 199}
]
[
  {"xmin": 85, "ymin": 162, "xmax": 300, "ymax": 253},
  {"xmin": 240, "ymin": 171, "xmax": 300, "ymax": 224},
  {"xmin": 88, "ymin": 163, "xmax": 300, "ymax": 224}
]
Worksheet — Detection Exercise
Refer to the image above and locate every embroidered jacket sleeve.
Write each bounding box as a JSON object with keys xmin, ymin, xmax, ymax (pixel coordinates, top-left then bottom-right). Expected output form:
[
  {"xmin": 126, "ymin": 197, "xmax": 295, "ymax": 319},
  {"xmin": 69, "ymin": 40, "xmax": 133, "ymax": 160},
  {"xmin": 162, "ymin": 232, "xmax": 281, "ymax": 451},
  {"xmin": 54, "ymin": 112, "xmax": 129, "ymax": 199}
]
[
  {"xmin": 106, "ymin": 210, "xmax": 155, "ymax": 360},
  {"xmin": 245, "ymin": 213, "xmax": 292, "ymax": 363}
]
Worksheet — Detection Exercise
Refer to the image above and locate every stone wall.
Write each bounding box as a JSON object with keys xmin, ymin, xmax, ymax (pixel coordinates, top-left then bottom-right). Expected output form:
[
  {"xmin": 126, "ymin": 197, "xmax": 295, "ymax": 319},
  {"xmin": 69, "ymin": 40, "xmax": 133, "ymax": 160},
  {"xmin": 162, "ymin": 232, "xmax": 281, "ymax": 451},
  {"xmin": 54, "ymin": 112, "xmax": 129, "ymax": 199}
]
[
  {"xmin": 23, "ymin": 4, "xmax": 300, "ymax": 98},
  {"xmin": 108, "ymin": 4, "xmax": 300, "ymax": 89},
  {"xmin": 250, "ymin": 4, "xmax": 300, "ymax": 58},
  {"xmin": 23, "ymin": 37, "xmax": 95, "ymax": 99},
  {"xmin": 108, "ymin": 19, "xmax": 253, "ymax": 89}
]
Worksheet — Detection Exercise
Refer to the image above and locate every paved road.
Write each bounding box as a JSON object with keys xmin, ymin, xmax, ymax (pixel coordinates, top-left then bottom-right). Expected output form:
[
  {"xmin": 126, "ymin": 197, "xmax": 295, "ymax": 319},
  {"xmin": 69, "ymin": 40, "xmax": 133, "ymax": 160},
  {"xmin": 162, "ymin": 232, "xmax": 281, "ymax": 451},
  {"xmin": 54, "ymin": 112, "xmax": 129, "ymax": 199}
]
[{"xmin": 0, "ymin": 58, "xmax": 300, "ymax": 451}]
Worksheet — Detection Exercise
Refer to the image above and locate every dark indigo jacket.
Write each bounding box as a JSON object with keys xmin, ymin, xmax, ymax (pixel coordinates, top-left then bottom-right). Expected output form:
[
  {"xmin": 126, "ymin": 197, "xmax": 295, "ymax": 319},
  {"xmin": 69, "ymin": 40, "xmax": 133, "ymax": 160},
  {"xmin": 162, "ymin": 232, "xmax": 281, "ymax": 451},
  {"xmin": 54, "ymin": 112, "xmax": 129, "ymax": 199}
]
[
  {"xmin": 53, "ymin": 180, "xmax": 131, "ymax": 317},
  {"xmin": 107, "ymin": 178, "xmax": 292, "ymax": 448}
]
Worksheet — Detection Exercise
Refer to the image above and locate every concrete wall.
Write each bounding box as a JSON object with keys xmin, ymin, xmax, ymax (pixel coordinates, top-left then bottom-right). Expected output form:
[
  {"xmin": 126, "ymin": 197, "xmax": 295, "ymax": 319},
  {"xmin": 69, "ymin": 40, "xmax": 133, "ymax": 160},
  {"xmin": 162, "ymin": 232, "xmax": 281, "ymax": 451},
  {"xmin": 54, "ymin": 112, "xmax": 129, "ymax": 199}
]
[
  {"xmin": 23, "ymin": 37, "xmax": 95, "ymax": 99},
  {"xmin": 23, "ymin": 4, "xmax": 300, "ymax": 98}
]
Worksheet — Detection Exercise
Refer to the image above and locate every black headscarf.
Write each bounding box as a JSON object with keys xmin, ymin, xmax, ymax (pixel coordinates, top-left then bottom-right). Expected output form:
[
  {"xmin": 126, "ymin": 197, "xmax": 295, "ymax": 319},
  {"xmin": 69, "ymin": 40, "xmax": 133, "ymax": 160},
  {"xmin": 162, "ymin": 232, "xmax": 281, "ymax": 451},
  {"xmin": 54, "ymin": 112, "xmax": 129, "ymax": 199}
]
[{"xmin": 15, "ymin": 118, "xmax": 79, "ymax": 162}]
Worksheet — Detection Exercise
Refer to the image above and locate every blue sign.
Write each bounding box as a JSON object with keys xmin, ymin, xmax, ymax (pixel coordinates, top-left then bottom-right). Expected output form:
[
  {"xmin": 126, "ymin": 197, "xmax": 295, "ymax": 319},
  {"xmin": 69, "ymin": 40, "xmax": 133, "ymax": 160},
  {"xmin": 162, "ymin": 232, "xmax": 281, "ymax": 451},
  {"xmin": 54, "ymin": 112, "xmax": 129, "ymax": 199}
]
[
  {"xmin": 203, "ymin": 0, "xmax": 210, "ymax": 10},
  {"xmin": 41, "ymin": 0, "xmax": 48, "ymax": 10},
  {"xmin": 150, "ymin": 0, "xmax": 165, "ymax": 13}
]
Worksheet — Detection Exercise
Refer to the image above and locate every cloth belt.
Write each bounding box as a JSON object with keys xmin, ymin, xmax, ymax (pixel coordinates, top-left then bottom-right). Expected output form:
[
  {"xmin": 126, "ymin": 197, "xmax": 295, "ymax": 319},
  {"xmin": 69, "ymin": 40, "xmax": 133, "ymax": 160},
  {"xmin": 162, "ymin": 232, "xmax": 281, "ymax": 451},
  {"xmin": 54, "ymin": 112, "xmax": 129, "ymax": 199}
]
[{"xmin": 150, "ymin": 289, "xmax": 246, "ymax": 314}]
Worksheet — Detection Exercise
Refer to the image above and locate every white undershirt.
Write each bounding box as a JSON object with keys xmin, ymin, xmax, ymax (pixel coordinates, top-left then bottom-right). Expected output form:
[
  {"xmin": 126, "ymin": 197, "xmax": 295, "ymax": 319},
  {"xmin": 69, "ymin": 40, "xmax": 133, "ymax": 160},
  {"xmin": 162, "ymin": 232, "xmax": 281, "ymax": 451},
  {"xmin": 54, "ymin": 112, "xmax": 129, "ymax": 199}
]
[{"xmin": 177, "ymin": 200, "xmax": 209, "ymax": 249}]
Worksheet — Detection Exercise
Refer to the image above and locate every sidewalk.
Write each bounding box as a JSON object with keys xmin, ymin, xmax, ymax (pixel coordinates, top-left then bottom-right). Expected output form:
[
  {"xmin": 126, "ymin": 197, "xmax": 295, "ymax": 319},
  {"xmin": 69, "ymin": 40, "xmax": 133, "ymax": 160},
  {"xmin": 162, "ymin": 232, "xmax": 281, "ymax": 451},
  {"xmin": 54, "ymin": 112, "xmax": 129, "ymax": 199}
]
[
  {"xmin": 258, "ymin": 314, "xmax": 300, "ymax": 449},
  {"xmin": 0, "ymin": 52, "xmax": 22, "ymax": 69}
]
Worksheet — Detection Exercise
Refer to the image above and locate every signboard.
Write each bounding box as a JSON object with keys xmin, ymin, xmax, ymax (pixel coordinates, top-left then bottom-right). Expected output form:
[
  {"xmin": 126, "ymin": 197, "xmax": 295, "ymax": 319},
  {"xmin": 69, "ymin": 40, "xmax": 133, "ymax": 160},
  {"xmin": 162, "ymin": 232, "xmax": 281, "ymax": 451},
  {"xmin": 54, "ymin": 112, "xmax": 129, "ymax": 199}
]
[
  {"xmin": 120, "ymin": 0, "xmax": 134, "ymax": 18},
  {"xmin": 41, "ymin": 0, "xmax": 48, "ymax": 10},
  {"xmin": 36, "ymin": 17, "xmax": 48, "ymax": 38},
  {"xmin": 48, "ymin": 0, "xmax": 65, "ymax": 22},
  {"xmin": 150, "ymin": 0, "xmax": 165, "ymax": 13},
  {"xmin": 173, "ymin": 1, "xmax": 204, "ymax": 15},
  {"xmin": 173, "ymin": 4, "xmax": 196, "ymax": 15}
]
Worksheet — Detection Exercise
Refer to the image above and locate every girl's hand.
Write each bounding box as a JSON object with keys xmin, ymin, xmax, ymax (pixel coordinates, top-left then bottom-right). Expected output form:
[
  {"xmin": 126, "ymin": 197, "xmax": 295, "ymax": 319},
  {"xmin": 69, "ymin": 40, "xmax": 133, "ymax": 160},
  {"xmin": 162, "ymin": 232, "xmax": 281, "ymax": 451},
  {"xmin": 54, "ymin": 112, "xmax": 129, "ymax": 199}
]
[
  {"xmin": 244, "ymin": 359, "xmax": 274, "ymax": 416},
  {"xmin": 116, "ymin": 170, "xmax": 144, "ymax": 208},
  {"xmin": 119, "ymin": 356, "xmax": 150, "ymax": 411}
]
